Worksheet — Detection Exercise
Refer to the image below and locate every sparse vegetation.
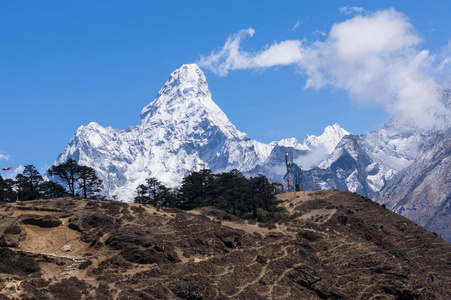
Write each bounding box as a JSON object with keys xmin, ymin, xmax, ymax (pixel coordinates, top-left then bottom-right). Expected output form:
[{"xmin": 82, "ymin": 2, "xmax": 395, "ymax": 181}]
[
  {"xmin": 298, "ymin": 230, "xmax": 321, "ymax": 241},
  {"xmin": 78, "ymin": 259, "xmax": 92, "ymax": 270},
  {"xmin": 48, "ymin": 277, "xmax": 89, "ymax": 300},
  {"xmin": 0, "ymin": 239, "xmax": 40, "ymax": 275}
]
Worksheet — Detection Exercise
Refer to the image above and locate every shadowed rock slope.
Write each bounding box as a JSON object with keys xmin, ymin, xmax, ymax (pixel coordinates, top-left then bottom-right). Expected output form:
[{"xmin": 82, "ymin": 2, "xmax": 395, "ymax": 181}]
[
  {"xmin": 0, "ymin": 191, "xmax": 450, "ymax": 299},
  {"xmin": 379, "ymin": 128, "xmax": 451, "ymax": 242}
]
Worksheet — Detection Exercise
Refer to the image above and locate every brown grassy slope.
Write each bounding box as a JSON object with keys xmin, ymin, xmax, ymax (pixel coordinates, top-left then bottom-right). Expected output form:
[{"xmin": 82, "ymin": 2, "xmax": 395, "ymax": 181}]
[{"xmin": 0, "ymin": 191, "xmax": 450, "ymax": 299}]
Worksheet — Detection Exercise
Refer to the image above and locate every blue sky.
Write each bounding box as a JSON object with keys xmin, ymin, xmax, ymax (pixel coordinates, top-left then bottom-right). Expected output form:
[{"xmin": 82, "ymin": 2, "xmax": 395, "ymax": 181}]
[{"xmin": 1, "ymin": 1, "xmax": 450, "ymax": 175}]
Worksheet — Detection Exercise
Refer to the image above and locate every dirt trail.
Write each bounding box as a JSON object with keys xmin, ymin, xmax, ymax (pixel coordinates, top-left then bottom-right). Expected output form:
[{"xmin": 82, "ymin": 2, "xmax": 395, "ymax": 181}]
[
  {"xmin": 226, "ymin": 243, "xmax": 295, "ymax": 298},
  {"xmin": 12, "ymin": 249, "xmax": 87, "ymax": 278}
]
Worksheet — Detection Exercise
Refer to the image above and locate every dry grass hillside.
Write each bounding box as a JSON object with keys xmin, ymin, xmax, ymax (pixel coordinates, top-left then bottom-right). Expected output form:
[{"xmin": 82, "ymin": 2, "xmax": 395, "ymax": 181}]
[{"xmin": 0, "ymin": 190, "xmax": 450, "ymax": 299}]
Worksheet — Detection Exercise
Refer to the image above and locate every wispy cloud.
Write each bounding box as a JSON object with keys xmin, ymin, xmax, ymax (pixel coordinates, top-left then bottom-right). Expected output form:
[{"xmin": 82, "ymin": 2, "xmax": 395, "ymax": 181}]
[
  {"xmin": 313, "ymin": 30, "xmax": 326, "ymax": 37},
  {"xmin": 0, "ymin": 151, "xmax": 9, "ymax": 161},
  {"xmin": 436, "ymin": 41, "xmax": 451, "ymax": 82},
  {"xmin": 198, "ymin": 8, "xmax": 450, "ymax": 131},
  {"xmin": 198, "ymin": 28, "xmax": 303, "ymax": 76},
  {"xmin": 292, "ymin": 21, "xmax": 300, "ymax": 31},
  {"xmin": 339, "ymin": 6, "xmax": 365, "ymax": 15},
  {"xmin": 294, "ymin": 146, "xmax": 329, "ymax": 170}
]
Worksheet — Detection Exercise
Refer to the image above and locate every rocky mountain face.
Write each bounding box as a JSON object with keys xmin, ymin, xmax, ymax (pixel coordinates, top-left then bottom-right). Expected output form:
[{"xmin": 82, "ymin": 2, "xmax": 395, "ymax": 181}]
[
  {"xmin": 1, "ymin": 192, "xmax": 451, "ymax": 299},
  {"xmin": 302, "ymin": 120, "xmax": 447, "ymax": 197},
  {"xmin": 55, "ymin": 64, "xmax": 348, "ymax": 201},
  {"xmin": 378, "ymin": 128, "xmax": 451, "ymax": 241},
  {"xmin": 303, "ymin": 134, "xmax": 377, "ymax": 197}
]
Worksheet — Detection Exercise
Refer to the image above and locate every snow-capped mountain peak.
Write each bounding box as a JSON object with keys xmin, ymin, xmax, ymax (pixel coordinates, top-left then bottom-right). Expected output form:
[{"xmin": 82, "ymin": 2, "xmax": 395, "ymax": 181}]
[
  {"xmin": 55, "ymin": 64, "xmax": 272, "ymax": 201},
  {"xmin": 275, "ymin": 137, "xmax": 302, "ymax": 149},
  {"xmin": 303, "ymin": 123, "xmax": 350, "ymax": 153},
  {"xmin": 272, "ymin": 123, "xmax": 350, "ymax": 154},
  {"xmin": 140, "ymin": 64, "xmax": 246, "ymax": 140}
]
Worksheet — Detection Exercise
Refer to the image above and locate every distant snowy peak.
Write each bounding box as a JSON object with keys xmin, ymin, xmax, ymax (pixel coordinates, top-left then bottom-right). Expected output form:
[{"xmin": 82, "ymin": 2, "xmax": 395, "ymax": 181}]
[
  {"xmin": 275, "ymin": 123, "xmax": 350, "ymax": 154},
  {"xmin": 275, "ymin": 137, "xmax": 304, "ymax": 149},
  {"xmin": 140, "ymin": 64, "xmax": 246, "ymax": 140},
  {"xmin": 303, "ymin": 123, "xmax": 350, "ymax": 153}
]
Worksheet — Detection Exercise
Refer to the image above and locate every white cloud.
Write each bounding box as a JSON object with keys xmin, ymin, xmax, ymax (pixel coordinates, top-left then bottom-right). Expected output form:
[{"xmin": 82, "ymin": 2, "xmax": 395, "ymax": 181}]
[
  {"xmin": 292, "ymin": 21, "xmax": 300, "ymax": 31},
  {"xmin": 0, "ymin": 153, "xmax": 9, "ymax": 161},
  {"xmin": 339, "ymin": 6, "xmax": 365, "ymax": 15},
  {"xmin": 198, "ymin": 28, "xmax": 255, "ymax": 76},
  {"xmin": 436, "ymin": 41, "xmax": 451, "ymax": 82},
  {"xmin": 294, "ymin": 146, "xmax": 329, "ymax": 170},
  {"xmin": 253, "ymin": 40, "xmax": 303, "ymax": 67},
  {"xmin": 198, "ymin": 8, "xmax": 450, "ymax": 131},
  {"xmin": 198, "ymin": 28, "xmax": 303, "ymax": 76},
  {"xmin": 298, "ymin": 9, "xmax": 447, "ymax": 130}
]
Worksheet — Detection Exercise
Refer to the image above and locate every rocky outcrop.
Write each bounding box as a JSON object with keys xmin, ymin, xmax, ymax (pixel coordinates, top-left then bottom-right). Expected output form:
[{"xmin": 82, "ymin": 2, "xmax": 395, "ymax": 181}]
[{"xmin": 20, "ymin": 214, "xmax": 62, "ymax": 228}]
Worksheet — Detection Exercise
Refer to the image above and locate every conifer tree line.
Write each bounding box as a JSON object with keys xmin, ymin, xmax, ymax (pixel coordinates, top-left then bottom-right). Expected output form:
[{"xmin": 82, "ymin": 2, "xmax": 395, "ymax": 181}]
[
  {"xmin": 134, "ymin": 169, "xmax": 284, "ymax": 222},
  {"xmin": 1, "ymin": 159, "xmax": 282, "ymax": 221},
  {"xmin": 0, "ymin": 158, "xmax": 103, "ymax": 201}
]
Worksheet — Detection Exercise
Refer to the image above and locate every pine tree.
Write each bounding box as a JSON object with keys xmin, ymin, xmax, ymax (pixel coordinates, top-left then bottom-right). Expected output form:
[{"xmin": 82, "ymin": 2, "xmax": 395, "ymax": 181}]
[
  {"xmin": 134, "ymin": 177, "xmax": 175, "ymax": 206},
  {"xmin": 48, "ymin": 159, "xmax": 103, "ymax": 199},
  {"xmin": 134, "ymin": 184, "xmax": 150, "ymax": 204},
  {"xmin": 146, "ymin": 177, "xmax": 171, "ymax": 206},
  {"xmin": 178, "ymin": 169, "xmax": 214, "ymax": 209},
  {"xmin": 215, "ymin": 169, "xmax": 248, "ymax": 216},
  {"xmin": 39, "ymin": 181, "xmax": 69, "ymax": 199},
  {"xmin": 248, "ymin": 175, "xmax": 276, "ymax": 220},
  {"xmin": 48, "ymin": 158, "xmax": 80, "ymax": 196},
  {"xmin": 0, "ymin": 175, "xmax": 15, "ymax": 202},
  {"xmin": 16, "ymin": 165, "xmax": 43, "ymax": 200},
  {"xmin": 77, "ymin": 165, "xmax": 103, "ymax": 199}
]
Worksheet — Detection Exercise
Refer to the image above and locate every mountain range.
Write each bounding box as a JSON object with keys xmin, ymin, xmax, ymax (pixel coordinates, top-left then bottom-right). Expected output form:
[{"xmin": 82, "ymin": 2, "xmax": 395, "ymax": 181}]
[
  {"xmin": 54, "ymin": 64, "xmax": 451, "ymax": 241},
  {"xmin": 55, "ymin": 64, "xmax": 349, "ymax": 200}
]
